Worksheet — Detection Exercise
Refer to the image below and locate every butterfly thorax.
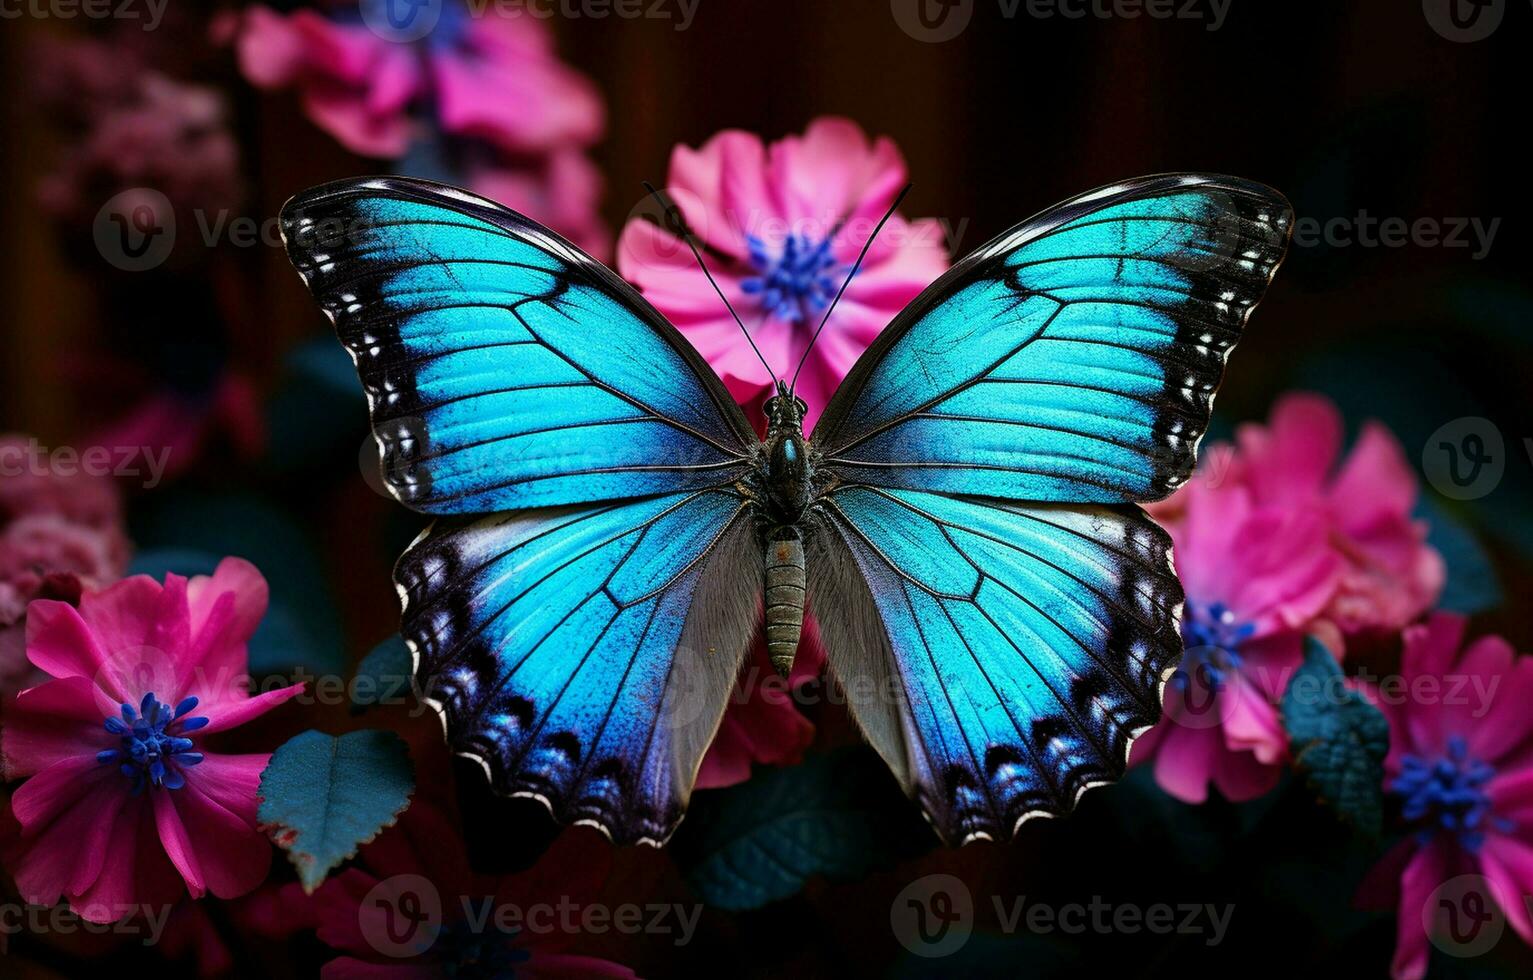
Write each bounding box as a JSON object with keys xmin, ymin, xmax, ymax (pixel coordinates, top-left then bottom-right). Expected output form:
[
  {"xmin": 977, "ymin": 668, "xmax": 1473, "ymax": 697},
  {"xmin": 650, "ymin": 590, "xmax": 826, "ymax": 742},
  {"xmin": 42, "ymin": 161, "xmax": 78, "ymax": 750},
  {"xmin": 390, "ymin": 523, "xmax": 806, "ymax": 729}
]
[
  {"xmin": 763, "ymin": 416, "xmax": 811, "ymax": 523},
  {"xmin": 758, "ymin": 383, "xmax": 814, "ymax": 676}
]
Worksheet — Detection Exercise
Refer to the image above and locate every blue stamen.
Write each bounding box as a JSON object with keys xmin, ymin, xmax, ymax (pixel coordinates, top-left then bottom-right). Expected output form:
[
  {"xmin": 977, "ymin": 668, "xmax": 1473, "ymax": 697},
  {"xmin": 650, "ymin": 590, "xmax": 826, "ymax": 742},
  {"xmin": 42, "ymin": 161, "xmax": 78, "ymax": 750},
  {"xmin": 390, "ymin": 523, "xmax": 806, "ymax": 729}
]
[
  {"xmin": 99, "ymin": 693, "xmax": 208, "ymax": 793},
  {"xmin": 1172, "ymin": 601, "xmax": 1255, "ymax": 692},
  {"xmin": 1391, "ymin": 735, "xmax": 1512, "ymax": 852},
  {"xmin": 740, "ymin": 232, "xmax": 845, "ymax": 324},
  {"xmin": 432, "ymin": 915, "xmax": 530, "ymax": 978}
]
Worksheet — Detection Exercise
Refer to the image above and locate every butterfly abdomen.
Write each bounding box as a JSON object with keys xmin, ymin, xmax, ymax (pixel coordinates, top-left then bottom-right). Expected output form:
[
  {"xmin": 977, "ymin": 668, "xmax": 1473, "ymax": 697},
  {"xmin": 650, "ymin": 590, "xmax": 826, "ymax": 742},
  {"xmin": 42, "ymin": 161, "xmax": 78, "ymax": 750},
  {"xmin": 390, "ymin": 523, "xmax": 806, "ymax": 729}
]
[{"xmin": 765, "ymin": 527, "xmax": 806, "ymax": 678}]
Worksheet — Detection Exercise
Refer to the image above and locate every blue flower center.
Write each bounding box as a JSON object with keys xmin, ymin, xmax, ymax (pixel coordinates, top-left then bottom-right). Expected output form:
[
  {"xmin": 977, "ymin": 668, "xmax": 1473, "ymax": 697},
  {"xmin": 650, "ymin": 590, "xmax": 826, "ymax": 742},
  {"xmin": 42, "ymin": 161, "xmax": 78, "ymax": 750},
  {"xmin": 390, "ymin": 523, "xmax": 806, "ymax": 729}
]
[
  {"xmin": 433, "ymin": 916, "xmax": 530, "ymax": 979},
  {"xmin": 1391, "ymin": 735, "xmax": 1510, "ymax": 852},
  {"xmin": 740, "ymin": 232, "xmax": 844, "ymax": 324},
  {"xmin": 1172, "ymin": 601, "xmax": 1255, "ymax": 692},
  {"xmin": 98, "ymin": 692, "xmax": 208, "ymax": 793}
]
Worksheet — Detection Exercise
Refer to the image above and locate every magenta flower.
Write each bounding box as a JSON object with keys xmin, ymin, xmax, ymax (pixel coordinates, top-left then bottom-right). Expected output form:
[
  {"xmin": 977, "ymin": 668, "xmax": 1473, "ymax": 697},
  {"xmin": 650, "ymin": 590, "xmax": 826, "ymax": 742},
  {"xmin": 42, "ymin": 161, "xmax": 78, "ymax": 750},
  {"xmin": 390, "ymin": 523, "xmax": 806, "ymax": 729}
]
[
  {"xmin": 1129, "ymin": 444, "xmax": 1342, "ymax": 802},
  {"xmin": 1358, "ymin": 615, "xmax": 1533, "ymax": 979},
  {"xmin": 0, "ymin": 559, "xmax": 304, "ymax": 921},
  {"xmin": 617, "ymin": 117, "xmax": 949, "ymax": 427},
  {"xmin": 1225, "ymin": 393, "xmax": 1445, "ymax": 635},
  {"xmin": 1132, "ymin": 393, "xmax": 1441, "ymax": 803},
  {"xmin": 31, "ymin": 34, "xmax": 244, "ymax": 226},
  {"xmin": 233, "ymin": 2, "xmax": 602, "ymax": 159}
]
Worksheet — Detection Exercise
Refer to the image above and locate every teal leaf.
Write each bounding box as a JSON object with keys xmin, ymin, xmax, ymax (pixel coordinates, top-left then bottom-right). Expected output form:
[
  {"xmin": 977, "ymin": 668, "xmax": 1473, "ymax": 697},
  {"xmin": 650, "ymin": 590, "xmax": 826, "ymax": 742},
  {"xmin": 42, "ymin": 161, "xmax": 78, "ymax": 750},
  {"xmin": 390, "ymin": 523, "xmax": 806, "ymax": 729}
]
[
  {"xmin": 129, "ymin": 492, "xmax": 347, "ymax": 678},
  {"xmin": 1280, "ymin": 637, "xmax": 1390, "ymax": 836},
  {"xmin": 257, "ymin": 729, "xmax": 415, "ymax": 892},
  {"xmin": 264, "ymin": 335, "xmax": 369, "ymax": 473},
  {"xmin": 350, "ymin": 634, "xmax": 415, "ymax": 713},
  {"xmin": 1418, "ymin": 495, "xmax": 1502, "ymax": 615},
  {"xmin": 675, "ymin": 747, "xmax": 935, "ymax": 911}
]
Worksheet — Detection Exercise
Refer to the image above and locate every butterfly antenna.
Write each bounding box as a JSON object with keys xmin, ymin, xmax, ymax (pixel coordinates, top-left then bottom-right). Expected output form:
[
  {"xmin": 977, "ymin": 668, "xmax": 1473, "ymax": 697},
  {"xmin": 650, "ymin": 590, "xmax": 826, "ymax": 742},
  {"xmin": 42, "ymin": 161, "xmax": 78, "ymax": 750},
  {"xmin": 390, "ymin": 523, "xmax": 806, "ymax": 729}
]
[
  {"xmin": 642, "ymin": 181, "xmax": 778, "ymax": 382},
  {"xmin": 789, "ymin": 184, "xmax": 911, "ymax": 396}
]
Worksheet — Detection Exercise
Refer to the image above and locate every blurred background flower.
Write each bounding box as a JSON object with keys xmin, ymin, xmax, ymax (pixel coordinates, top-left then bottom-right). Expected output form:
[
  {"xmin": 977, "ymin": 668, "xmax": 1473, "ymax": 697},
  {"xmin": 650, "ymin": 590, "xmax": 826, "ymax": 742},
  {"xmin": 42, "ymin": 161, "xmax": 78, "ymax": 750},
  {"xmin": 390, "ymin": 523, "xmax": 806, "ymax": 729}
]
[{"xmin": 1358, "ymin": 615, "xmax": 1533, "ymax": 979}]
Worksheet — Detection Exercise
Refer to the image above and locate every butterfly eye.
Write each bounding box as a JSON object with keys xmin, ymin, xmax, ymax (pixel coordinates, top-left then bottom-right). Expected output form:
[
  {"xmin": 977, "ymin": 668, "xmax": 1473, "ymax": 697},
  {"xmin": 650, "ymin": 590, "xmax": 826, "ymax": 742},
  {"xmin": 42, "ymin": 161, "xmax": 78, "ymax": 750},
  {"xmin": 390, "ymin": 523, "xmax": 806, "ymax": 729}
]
[{"xmin": 793, "ymin": 397, "xmax": 808, "ymax": 416}]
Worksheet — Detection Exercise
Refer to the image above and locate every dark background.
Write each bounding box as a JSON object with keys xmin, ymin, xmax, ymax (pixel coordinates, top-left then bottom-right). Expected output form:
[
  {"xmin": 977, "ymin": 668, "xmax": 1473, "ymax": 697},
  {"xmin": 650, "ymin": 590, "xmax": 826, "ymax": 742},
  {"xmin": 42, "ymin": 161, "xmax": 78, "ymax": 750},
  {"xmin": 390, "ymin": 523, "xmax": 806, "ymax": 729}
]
[{"xmin": 2, "ymin": 1, "xmax": 1531, "ymax": 976}]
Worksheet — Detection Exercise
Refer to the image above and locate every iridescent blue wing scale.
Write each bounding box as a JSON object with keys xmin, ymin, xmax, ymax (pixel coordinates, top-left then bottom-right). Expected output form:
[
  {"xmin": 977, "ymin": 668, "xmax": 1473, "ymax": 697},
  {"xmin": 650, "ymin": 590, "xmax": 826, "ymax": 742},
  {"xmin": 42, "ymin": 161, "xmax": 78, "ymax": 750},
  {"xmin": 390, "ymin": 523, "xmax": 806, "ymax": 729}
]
[
  {"xmin": 807, "ymin": 490, "xmax": 1181, "ymax": 843},
  {"xmin": 807, "ymin": 175, "xmax": 1293, "ymax": 842},
  {"xmin": 812, "ymin": 174, "xmax": 1294, "ymax": 502},
  {"xmin": 280, "ymin": 177, "xmax": 756, "ymax": 514},
  {"xmin": 399, "ymin": 491, "xmax": 760, "ymax": 845},
  {"xmin": 279, "ymin": 178, "xmax": 763, "ymax": 843}
]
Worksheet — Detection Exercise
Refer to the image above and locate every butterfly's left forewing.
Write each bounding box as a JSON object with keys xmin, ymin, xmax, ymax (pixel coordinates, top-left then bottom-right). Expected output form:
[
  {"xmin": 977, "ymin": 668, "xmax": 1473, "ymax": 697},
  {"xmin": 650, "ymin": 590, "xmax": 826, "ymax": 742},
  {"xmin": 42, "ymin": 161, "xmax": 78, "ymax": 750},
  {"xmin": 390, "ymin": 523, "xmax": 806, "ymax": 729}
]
[
  {"xmin": 280, "ymin": 177, "xmax": 756, "ymax": 514},
  {"xmin": 280, "ymin": 178, "xmax": 763, "ymax": 843},
  {"xmin": 809, "ymin": 175, "xmax": 1293, "ymax": 842}
]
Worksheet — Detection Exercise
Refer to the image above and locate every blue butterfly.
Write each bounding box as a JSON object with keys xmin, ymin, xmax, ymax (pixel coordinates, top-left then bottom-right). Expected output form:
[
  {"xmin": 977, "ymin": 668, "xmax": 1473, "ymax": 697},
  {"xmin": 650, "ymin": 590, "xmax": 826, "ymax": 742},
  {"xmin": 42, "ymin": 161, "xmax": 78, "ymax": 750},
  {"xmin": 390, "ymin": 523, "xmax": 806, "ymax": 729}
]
[{"xmin": 280, "ymin": 173, "xmax": 1292, "ymax": 845}]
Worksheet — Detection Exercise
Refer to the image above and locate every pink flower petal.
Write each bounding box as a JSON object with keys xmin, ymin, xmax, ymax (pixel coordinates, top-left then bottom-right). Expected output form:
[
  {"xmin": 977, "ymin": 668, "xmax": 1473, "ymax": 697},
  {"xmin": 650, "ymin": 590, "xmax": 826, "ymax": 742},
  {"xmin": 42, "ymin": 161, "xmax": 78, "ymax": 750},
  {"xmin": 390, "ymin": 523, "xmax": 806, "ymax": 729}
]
[
  {"xmin": 198, "ymin": 681, "xmax": 305, "ymax": 735},
  {"xmin": 1, "ymin": 675, "xmax": 117, "ymax": 778},
  {"xmin": 1390, "ymin": 841, "xmax": 1448, "ymax": 980},
  {"xmin": 173, "ymin": 777, "xmax": 273, "ymax": 899},
  {"xmin": 23, "ymin": 598, "xmax": 112, "ymax": 686},
  {"xmin": 1479, "ymin": 833, "xmax": 1533, "ymax": 944},
  {"xmin": 1235, "ymin": 392, "xmax": 1343, "ymax": 508},
  {"xmin": 154, "ymin": 787, "xmax": 208, "ymax": 899}
]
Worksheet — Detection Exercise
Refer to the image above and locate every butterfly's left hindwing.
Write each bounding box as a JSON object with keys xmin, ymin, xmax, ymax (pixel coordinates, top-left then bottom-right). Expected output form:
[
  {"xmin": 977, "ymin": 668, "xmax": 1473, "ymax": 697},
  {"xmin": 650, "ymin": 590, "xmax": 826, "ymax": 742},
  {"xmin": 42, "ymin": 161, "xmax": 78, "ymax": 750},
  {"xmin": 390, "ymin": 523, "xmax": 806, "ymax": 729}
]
[
  {"xmin": 400, "ymin": 490, "xmax": 761, "ymax": 845},
  {"xmin": 279, "ymin": 177, "xmax": 756, "ymax": 514}
]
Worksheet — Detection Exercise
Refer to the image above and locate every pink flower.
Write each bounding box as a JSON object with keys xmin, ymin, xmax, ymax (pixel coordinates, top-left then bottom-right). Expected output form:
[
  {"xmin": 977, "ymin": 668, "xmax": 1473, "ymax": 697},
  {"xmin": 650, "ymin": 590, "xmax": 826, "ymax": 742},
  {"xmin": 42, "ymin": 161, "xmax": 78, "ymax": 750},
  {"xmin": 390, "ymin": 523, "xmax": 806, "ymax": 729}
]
[
  {"xmin": 467, "ymin": 148, "xmax": 610, "ymax": 261},
  {"xmin": 1132, "ymin": 393, "xmax": 1445, "ymax": 803},
  {"xmin": 1129, "ymin": 448, "xmax": 1341, "ymax": 802},
  {"xmin": 31, "ymin": 35, "xmax": 244, "ymax": 226},
  {"xmin": 235, "ymin": 2, "xmax": 602, "ymax": 159},
  {"xmin": 1223, "ymin": 393, "xmax": 1445, "ymax": 635},
  {"xmin": 0, "ymin": 559, "xmax": 304, "ymax": 922},
  {"xmin": 1357, "ymin": 615, "xmax": 1533, "ymax": 979},
  {"xmin": 617, "ymin": 117, "xmax": 949, "ymax": 428},
  {"xmin": 297, "ymin": 798, "xmax": 635, "ymax": 978},
  {"xmin": 232, "ymin": 2, "xmax": 607, "ymax": 251},
  {"xmin": 0, "ymin": 434, "xmax": 131, "ymax": 690}
]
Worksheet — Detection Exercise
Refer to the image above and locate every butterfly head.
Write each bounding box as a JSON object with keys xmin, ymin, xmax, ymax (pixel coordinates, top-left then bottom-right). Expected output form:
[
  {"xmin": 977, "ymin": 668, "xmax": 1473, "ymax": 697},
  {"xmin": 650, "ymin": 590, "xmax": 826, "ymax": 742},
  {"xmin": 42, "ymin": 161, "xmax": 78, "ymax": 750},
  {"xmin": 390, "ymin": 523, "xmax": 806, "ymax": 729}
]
[{"xmin": 763, "ymin": 379, "xmax": 808, "ymax": 434}]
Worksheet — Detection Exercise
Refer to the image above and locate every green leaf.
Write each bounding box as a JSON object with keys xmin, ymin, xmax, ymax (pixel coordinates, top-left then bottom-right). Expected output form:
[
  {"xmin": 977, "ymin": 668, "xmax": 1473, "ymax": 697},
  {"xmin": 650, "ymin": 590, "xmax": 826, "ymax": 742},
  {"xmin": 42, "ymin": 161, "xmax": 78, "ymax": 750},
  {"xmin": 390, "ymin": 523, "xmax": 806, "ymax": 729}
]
[
  {"xmin": 675, "ymin": 747, "xmax": 935, "ymax": 911},
  {"xmin": 257, "ymin": 729, "xmax": 415, "ymax": 892},
  {"xmin": 1280, "ymin": 637, "xmax": 1390, "ymax": 836},
  {"xmin": 350, "ymin": 634, "xmax": 415, "ymax": 713}
]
